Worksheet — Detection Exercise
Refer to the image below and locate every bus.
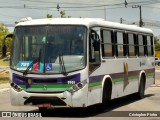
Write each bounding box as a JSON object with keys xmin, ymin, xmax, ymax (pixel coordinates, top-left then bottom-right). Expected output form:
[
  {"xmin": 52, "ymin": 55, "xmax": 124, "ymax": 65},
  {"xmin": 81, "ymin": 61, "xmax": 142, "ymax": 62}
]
[{"xmin": 3, "ymin": 18, "xmax": 155, "ymax": 111}]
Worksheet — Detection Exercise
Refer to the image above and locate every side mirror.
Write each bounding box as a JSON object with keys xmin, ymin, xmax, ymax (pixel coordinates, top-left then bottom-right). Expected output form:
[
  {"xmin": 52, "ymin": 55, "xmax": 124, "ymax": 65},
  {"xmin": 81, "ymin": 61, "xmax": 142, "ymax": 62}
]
[
  {"xmin": 1, "ymin": 33, "xmax": 14, "ymax": 58},
  {"xmin": 2, "ymin": 44, "xmax": 6, "ymax": 58},
  {"xmin": 5, "ymin": 33, "xmax": 13, "ymax": 38}
]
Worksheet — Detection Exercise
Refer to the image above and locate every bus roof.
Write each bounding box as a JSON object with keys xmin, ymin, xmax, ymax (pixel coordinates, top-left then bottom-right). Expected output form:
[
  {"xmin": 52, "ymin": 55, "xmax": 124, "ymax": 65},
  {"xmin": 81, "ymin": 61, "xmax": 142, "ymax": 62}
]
[{"xmin": 16, "ymin": 18, "xmax": 153, "ymax": 34}]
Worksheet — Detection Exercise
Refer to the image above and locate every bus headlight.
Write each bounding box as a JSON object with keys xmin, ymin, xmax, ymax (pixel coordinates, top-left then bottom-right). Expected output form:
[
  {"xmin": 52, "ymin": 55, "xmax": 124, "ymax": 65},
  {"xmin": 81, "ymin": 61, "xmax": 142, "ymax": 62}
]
[
  {"xmin": 67, "ymin": 80, "xmax": 87, "ymax": 93},
  {"xmin": 10, "ymin": 82, "xmax": 23, "ymax": 92}
]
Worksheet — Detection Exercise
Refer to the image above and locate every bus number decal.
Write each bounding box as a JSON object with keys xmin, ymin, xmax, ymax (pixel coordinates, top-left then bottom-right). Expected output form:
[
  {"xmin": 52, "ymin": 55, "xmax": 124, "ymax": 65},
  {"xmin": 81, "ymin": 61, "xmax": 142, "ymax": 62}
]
[
  {"xmin": 17, "ymin": 61, "xmax": 32, "ymax": 70},
  {"xmin": 68, "ymin": 81, "xmax": 75, "ymax": 84}
]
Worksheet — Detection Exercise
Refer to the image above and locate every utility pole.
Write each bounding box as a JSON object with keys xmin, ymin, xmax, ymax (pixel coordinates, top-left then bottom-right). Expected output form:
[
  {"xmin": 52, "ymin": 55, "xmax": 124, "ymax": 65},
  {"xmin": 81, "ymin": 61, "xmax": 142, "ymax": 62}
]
[
  {"xmin": 120, "ymin": 17, "xmax": 123, "ymax": 24},
  {"xmin": 132, "ymin": 5, "xmax": 143, "ymax": 27},
  {"xmin": 104, "ymin": 7, "xmax": 106, "ymax": 20}
]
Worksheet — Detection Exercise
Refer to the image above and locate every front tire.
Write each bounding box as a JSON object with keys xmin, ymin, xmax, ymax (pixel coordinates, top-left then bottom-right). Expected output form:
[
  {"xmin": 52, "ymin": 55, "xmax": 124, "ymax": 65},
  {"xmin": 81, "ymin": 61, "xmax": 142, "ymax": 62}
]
[
  {"xmin": 96, "ymin": 81, "xmax": 112, "ymax": 112},
  {"xmin": 136, "ymin": 76, "xmax": 145, "ymax": 99}
]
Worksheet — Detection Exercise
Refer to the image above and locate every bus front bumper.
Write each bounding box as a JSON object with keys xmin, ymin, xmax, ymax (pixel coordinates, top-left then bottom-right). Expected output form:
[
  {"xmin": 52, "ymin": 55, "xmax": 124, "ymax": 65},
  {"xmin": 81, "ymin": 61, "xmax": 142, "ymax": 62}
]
[{"xmin": 10, "ymin": 84, "xmax": 88, "ymax": 108}]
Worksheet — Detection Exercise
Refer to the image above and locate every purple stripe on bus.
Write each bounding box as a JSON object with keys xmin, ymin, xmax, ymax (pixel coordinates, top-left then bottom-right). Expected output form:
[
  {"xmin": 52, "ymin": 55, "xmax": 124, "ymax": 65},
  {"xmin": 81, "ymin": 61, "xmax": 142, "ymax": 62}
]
[
  {"xmin": 89, "ymin": 68, "xmax": 155, "ymax": 83},
  {"xmin": 89, "ymin": 75, "xmax": 104, "ymax": 83},
  {"xmin": 13, "ymin": 73, "xmax": 80, "ymax": 88}
]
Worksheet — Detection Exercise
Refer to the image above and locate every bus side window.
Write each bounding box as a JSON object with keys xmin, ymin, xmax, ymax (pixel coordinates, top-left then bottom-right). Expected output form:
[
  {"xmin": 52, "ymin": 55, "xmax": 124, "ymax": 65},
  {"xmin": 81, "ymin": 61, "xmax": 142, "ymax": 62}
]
[
  {"xmin": 116, "ymin": 31, "xmax": 125, "ymax": 57},
  {"xmin": 151, "ymin": 36, "xmax": 154, "ymax": 56},
  {"xmin": 128, "ymin": 33, "xmax": 136, "ymax": 57},
  {"xmin": 143, "ymin": 35, "xmax": 148, "ymax": 56},
  {"xmin": 101, "ymin": 30, "xmax": 114, "ymax": 58},
  {"xmin": 134, "ymin": 34, "xmax": 139, "ymax": 56},
  {"xmin": 147, "ymin": 35, "xmax": 153, "ymax": 56},
  {"xmin": 138, "ymin": 34, "xmax": 144, "ymax": 56}
]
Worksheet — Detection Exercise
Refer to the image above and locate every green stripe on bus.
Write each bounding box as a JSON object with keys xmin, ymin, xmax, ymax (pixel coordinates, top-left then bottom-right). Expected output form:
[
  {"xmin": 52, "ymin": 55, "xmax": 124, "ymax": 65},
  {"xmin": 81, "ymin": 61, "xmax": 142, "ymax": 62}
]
[
  {"xmin": 147, "ymin": 73, "xmax": 154, "ymax": 76},
  {"xmin": 128, "ymin": 76, "xmax": 138, "ymax": 80},
  {"xmin": 89, "ymin": 82, "xmax": 101, "ymax": 88},
  {"xmin": 19, "ymin": 84, "xmax": 72, "ymax": 89},
  {"xmin": 113, "ymin": 77, "xmax": 124, "ymax": 83},
  {"xmin": 113, "ymin": 75, "xmax": 139, "ymax": 83}
]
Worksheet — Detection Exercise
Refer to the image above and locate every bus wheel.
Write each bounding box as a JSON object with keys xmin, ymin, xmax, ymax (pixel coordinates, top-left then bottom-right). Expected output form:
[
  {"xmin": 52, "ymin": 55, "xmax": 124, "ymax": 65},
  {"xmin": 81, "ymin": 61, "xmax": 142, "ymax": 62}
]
[
  {"xmin": 96, "ymin": 81, "xmax": 111, "ymax": 112},
  {"xmin": 99, "ymin": 87, "xmax": 107, "ymax": 112},
  {"xmin": 96, "ymin": 87, "xmax": 107, "ymax": 112},
  {"xmin": 137, "ymin": 76, "xmax": 145, "ymax": 99}
]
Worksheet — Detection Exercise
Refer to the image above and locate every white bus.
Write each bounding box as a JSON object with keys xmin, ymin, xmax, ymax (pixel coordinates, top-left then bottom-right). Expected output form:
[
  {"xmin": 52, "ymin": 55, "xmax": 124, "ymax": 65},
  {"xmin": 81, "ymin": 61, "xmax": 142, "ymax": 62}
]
[{"xmin": 3, "ymin": 18, "xmax": 155, "ymax": 111}]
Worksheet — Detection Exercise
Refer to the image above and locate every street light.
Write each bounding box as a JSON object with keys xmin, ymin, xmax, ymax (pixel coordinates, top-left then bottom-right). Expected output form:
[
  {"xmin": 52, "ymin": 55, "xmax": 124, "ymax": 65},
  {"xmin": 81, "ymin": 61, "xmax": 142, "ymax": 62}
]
[{"xmin": 132, "ymin": 5, "xmax": 143, "ymax": 27}]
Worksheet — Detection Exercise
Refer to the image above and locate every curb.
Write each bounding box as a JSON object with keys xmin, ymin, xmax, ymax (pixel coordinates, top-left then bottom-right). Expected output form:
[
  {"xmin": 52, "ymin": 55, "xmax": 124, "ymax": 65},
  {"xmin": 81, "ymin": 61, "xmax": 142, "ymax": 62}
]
[{"xmin": 151, "ymin": 85, "xmax": 160, "ymax": 87}]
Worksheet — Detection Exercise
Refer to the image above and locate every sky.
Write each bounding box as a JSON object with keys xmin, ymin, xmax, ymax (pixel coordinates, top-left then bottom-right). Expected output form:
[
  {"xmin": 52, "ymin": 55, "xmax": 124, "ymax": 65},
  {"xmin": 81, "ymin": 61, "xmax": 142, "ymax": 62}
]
[{"xmin": 1, "ymin": 0, "xmax": 160, "ymax": 36}]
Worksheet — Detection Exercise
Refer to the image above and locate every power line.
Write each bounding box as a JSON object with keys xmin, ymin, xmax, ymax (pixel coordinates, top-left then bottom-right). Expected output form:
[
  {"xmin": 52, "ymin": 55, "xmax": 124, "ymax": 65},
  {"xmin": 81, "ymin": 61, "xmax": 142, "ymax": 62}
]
[
  {"xmin": 120, "ymin": 17, "xmax": 160, "ymax": 29},
  {"xmin": 22, "ymin": 0, "xmax": 160, "ymax": 5},
  {"xmin": 143, "ymin": 5, "xmax": 160, "ymax": 9},
  {"xmin": 1, "ymin": 0, "xmax": 160, "ymax": 10}
]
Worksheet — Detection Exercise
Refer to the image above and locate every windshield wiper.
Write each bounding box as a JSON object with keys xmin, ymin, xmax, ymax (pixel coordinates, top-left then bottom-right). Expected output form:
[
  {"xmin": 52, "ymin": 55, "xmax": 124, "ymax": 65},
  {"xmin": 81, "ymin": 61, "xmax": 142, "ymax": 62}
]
[
  {"xmin": 23, "ymin": 58, "xmax": 39, "ymax": 76},
  {"xmin": 23, "ymin": 49, "xmax": 42, "ymax": 76},
  {"xmin": 59, "ymin": 54, "xmax": 68, "ymax": 76}
]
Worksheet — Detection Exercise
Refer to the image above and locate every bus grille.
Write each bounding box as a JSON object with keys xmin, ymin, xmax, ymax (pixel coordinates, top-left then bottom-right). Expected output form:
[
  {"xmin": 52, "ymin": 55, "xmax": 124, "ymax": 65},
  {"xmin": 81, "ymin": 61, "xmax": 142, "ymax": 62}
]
[{"xmin": 24, "ymin": 96, "xmax": 66, "ymax": 106}]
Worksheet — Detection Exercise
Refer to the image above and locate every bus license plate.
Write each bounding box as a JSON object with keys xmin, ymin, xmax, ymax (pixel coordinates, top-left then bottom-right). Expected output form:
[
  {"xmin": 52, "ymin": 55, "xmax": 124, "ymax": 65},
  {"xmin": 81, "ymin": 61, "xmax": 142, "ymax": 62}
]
[{"xmin": 38, "ymin": 103, "xmax": 51, "ymax": 108}]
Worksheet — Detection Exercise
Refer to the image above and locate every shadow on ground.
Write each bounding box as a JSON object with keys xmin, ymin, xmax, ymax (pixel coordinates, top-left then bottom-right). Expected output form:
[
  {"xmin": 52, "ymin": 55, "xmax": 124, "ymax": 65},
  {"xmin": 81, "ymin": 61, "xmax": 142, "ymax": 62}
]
[{"xmin": 27, "ymin": 93, "xmax": 155, "ymax": 118}]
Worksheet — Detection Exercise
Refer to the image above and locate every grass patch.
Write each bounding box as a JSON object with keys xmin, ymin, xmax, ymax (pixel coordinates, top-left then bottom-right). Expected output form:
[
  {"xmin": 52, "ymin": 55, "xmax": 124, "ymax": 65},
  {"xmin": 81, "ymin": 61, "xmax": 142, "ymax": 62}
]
[
  {"xmin": 0, "ymin": 77, "xmax": 9, "ymax": 84},
  {"xmin": 0, "ymin": 71, "xmax": 9, "ymax": 84},
  {"xmin": 0, "ymin": 59, "xmax": 9, "ymax": 66},
  {"xmin": 155, "ymin": 51, "xmax": 160, "ymax": 58}
]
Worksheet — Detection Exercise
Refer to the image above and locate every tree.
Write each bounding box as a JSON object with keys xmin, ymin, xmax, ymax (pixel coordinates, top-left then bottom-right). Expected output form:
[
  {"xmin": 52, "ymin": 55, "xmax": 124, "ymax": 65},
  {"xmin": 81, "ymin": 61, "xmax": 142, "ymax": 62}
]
[
  {"xmin": 60, "ymin": 10, "xmax": 71, "ymax": 18},
  {"xmin": 60, "ymin": 10, "xmax": 66, "ymax": 18},
  {"xmin": 46, "ymin": 10, "xmax": 70, "ymax": 18},
  {"xmin": 47, "ymin": 14, "xmax": 53, "ymax": 18},
  {"xmin": 0, "ymin": 23, "xmax": 10, "ymax": 53},
  {"xmin": 154, "ymin": 36, "xmax": 160, "ymax": 51}
]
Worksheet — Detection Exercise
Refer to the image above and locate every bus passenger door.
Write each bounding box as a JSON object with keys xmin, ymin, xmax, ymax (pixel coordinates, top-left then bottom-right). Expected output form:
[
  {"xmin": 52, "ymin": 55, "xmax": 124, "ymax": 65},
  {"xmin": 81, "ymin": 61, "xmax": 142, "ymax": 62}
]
[
  {"xmin": 89, "ymin": 29, "xmax": 101, "ymax": 74},
  {"xmin": 88, "ymin": 28, "xmax": 102, "ymax": 106}
]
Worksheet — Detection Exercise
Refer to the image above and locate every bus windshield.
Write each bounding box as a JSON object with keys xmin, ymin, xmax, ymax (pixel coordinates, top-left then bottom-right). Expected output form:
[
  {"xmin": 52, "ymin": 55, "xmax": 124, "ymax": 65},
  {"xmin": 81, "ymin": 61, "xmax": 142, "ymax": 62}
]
[{"xmin": 11, "ymin": 25, "xmax": 87, "ymax": 74}]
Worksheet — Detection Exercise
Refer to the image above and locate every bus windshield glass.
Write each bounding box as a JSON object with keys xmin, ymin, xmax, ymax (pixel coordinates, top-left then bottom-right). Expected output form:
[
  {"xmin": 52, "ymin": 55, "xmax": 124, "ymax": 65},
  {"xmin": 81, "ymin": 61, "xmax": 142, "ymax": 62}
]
[{"xmin": 11, "ymin": 25, "xmax": 87, "ymax": 74}]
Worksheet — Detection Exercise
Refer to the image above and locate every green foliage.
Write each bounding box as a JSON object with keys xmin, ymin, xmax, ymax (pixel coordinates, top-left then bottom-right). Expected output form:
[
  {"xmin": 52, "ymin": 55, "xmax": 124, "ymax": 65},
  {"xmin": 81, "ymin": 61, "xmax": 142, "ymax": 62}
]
[
  {"xmin": 0, "ymin": 23, "xmax": 10, "ymax": 53},
  {"xmin": 0, "ymin": 59, "xmax": 9, "ymax": 66},
  {"xmin": 47, "ymin": 14, "xmax": 53, "ymax": 18},
  {"xmin": 46, "ymin": 10, "xmax": 70, "ymax": 18},
  {"xmin": 5, "ymin": 37, "xmax": 12, "ymax": 52},
  {"xmin": 60, "ymin": 10, "xmax": 66, "ymax": 18},
  {"xmin": 60, "ymin": 11, "xmax": 71, "ymax": 18},
  {"xmin": 154, "ymin": 36, "xmax": 160, "ymax": 51}
]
